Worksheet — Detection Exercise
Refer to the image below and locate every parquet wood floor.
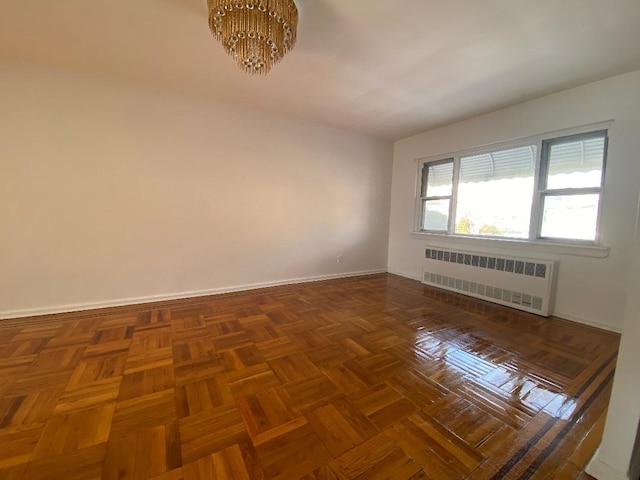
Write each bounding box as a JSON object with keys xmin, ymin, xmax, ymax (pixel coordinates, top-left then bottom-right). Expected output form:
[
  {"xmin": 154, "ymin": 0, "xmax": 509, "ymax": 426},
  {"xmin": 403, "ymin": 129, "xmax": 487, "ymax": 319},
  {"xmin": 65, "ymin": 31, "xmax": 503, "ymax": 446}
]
[{"xmin": 0, "ymin": 274, "xmax": 617, "ymax": 479}]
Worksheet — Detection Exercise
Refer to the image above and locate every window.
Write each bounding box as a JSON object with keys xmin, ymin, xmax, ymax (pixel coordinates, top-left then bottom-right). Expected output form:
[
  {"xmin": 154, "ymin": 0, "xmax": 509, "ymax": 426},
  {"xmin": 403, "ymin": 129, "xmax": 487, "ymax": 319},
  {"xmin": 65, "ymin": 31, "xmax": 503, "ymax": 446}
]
[
  {"xmin": 416, "ymin": 128, "xmax": 608, "ymax": 243},
  {"xmin": 419, "ymin": 160, "xmax": 453, "ymax": 232},
  {"xmin": 538, "ymin": 131, "xmax": 607, "ymax": 241}
]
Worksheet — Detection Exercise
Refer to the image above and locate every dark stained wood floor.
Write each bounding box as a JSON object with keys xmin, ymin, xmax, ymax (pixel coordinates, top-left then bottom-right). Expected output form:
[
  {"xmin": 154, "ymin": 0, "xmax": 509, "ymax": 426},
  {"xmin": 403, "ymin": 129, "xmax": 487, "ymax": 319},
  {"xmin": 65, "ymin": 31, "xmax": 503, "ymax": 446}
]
[{"xmin": 0, "ymin": 274, "xmax": 617, "ymax": 479}]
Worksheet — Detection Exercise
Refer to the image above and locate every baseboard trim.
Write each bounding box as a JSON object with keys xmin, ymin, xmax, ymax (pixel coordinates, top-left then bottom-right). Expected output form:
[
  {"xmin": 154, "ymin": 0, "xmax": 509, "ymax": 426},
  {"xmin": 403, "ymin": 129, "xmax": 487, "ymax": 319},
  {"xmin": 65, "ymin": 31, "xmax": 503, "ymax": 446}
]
[
  {"xmin": 551, "ymin": 311, "xmax": 623, "ymax": 334},
  {"xmin": 387, "ymin": 269, "xmax": 422, "ymax": 282},
  {"xmin": 587, "ymin": 450, "xmax": 630, "ymax": 480},
  {"xmin": 0, "ymin": 269, "xmax": 387, "ymax": 321},
  {"xmin": 3, "ymin": 269, "xmax": 623, "ymax": 335}
]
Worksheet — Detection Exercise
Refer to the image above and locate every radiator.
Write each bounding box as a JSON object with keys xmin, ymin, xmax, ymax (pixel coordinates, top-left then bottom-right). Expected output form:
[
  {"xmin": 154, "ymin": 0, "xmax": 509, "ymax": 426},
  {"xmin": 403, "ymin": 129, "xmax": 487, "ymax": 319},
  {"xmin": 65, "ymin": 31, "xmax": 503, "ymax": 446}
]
[{"xmin": 422, "ymin": 247, "xmax": 557, "ymax": 316}]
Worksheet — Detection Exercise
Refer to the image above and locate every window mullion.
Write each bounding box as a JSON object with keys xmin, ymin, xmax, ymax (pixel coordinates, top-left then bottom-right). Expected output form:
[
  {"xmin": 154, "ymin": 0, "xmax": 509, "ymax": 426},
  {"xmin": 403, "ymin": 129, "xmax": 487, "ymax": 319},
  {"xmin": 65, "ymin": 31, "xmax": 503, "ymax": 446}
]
[
  {"xmin": 449, "ymin": 156, "xmax": 461, "ymax": 234},
  {"xmin": 415, "ymin": 161, "xmax": 425, "ymax": 232},
  {"xmin": 543, "ymin": 187, "xmax": 602, "ymax": 196},
  {"xmin": 424, "ymin": 195, "xmax": 453, "ymax": 201},
  {"xmin": 530, "ymin": 139, "xmax": 544, "ymax": 241},
  {"xmin": 594, "ymin": 135, "xmax": 610, "ymax": 243}
]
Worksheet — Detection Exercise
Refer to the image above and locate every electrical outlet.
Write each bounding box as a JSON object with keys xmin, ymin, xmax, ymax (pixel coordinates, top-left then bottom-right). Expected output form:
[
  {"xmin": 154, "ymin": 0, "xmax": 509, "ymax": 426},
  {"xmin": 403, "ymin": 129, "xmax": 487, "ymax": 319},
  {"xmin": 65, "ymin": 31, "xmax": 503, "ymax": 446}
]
[{"xmin": 337, "ymin": 255, "xmax": 344, "ymax": 263}]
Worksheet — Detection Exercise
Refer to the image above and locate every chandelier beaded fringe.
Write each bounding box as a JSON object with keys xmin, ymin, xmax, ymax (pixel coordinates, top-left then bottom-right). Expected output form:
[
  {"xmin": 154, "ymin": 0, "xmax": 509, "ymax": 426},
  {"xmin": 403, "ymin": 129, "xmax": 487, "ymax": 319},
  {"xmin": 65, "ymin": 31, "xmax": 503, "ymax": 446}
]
[{"xmin": 207, "ymin": 0, "xmax": 298, "ymax": 75}]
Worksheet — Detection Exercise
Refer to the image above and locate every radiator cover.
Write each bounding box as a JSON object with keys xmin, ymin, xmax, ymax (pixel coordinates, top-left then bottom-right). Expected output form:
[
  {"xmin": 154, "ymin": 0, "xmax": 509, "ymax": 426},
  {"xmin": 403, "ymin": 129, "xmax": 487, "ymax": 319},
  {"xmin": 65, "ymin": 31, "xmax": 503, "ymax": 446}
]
[{"xmin": 422, "ymin": 247, "xmax": 558, "ymax": 316}]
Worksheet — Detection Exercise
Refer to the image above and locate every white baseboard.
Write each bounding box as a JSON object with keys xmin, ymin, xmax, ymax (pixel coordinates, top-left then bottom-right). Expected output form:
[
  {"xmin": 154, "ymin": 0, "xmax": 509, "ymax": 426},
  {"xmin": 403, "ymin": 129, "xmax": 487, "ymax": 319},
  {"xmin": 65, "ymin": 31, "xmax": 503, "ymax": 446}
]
[
  {"xmin": 587, "ymin": 450, "xmax": 630, "ymax": 480},
  {"xmin": 387, "ymin": 269, "xmax": 422, "ymax": 281},
  {"xmin": 0, "ymin": 269, "xmax": 387, "ymax": 321},
  {"xmin": 551, "ymin": 311, "xmax": 623, "ymax": 334},
  {"xmin": 3, "ymin": 269, "xmax": 623, "ymax": 336}
]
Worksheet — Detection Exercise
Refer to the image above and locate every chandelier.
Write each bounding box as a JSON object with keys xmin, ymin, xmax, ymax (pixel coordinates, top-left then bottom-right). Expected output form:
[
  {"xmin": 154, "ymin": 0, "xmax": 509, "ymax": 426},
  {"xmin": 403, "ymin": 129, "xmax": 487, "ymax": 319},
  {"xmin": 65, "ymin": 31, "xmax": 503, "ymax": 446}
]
[{"xmin": 207, "ymin": 0, "xmax": 298, "ymax": 75}]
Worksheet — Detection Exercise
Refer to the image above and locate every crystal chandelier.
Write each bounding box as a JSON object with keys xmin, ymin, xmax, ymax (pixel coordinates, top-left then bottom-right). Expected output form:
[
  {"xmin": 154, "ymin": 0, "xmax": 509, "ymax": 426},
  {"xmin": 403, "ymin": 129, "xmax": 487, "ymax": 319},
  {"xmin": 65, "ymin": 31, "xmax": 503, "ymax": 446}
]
[{"xmin": 207, "ymin": 0, "xmax": 298, "ymax": 75}]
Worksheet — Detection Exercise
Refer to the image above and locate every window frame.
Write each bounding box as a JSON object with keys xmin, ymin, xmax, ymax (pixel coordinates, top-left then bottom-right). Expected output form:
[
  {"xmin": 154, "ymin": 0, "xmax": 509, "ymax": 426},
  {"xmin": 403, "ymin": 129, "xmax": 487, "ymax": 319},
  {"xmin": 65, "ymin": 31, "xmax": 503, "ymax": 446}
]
[
  {"xmin": 418, "ymin": 158, "xmax": 455, "ymax": 232},
  {"xmin": 535, "ymin": 130, "xmax": 608, "ymax": 243},
  {"xmin": 414, "ymin": 124, "xmax": 611, "ymax": 245}
]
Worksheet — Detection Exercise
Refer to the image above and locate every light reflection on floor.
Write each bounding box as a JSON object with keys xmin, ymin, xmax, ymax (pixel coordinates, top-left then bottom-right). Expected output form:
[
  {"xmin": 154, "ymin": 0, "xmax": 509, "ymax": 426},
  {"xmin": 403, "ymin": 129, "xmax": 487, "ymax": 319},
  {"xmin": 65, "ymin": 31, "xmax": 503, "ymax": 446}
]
[{"xmin": 411, "ymin": 327, "xmax": 578, "ymax": 420}]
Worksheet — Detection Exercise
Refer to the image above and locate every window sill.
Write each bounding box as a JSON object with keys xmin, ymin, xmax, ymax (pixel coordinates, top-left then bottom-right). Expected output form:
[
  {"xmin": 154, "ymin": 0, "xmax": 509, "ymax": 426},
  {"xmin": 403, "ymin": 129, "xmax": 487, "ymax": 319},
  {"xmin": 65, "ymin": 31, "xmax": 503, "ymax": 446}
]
[{"xmin": 410, "ymin": 232, "xmax": 610, "ymax": 258}]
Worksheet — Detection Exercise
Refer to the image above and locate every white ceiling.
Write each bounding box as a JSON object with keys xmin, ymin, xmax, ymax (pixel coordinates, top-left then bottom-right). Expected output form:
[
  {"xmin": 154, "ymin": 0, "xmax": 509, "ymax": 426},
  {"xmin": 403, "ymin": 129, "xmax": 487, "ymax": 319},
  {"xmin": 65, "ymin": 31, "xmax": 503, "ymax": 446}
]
[{"xmin": 1, "ymin": 0, "xmax": 640, "ymax": 140}]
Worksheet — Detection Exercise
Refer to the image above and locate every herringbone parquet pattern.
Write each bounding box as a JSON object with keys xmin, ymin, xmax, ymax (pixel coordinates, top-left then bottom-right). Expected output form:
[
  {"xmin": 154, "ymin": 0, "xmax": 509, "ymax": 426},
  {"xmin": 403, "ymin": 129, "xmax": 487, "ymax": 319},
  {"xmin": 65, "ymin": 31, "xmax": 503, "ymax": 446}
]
[{"xmin": 0, "ymin": 274, "xmax": 618, "ymax": 479}]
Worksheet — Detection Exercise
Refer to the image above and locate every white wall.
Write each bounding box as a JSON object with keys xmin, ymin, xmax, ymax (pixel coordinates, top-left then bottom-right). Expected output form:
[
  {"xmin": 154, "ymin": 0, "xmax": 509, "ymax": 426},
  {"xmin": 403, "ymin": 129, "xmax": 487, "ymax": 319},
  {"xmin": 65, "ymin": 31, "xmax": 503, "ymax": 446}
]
[
  {"xmin": 588, "ymin": 193, "xmax": 640, "ymax": 480},
  {"xmin": 0, "ymin": 61, "xmax": 393, "ymax": 318},
  {"xmin": 389, "ymin": 70, "xmax": 640, "ymax": 332}
]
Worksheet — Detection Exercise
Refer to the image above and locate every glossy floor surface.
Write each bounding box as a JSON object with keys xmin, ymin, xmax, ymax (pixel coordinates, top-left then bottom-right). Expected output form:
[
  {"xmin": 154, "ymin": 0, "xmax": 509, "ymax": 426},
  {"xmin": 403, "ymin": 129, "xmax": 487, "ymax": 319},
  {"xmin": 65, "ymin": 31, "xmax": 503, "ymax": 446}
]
[{"xmin": 0, "ymin": 274, "xmax": 618, "ymax": 479}]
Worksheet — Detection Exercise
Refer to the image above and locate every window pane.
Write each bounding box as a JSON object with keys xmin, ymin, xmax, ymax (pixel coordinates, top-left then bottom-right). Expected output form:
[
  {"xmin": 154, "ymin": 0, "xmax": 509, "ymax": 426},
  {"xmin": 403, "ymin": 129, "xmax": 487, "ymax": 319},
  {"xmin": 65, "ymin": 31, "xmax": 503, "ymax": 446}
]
[
  {"xmin": 547, "ymin": 136, "xmax": 605, "ymax": 190},
  {"xmin": 455, "ymin": 146, "xmax": 536, "ymax": 238},
  {"xmin": 422, "ymin": 199, "xmax": 450, "ymax": 231},
  {"xmin": 540, "ymin": 194, "xmax": 599, "ymax": 241},
  {"xmin": 423, "ymin": 161, "xmax": 453, "ymax": 197}
]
